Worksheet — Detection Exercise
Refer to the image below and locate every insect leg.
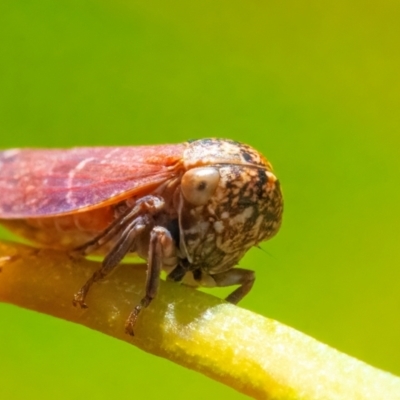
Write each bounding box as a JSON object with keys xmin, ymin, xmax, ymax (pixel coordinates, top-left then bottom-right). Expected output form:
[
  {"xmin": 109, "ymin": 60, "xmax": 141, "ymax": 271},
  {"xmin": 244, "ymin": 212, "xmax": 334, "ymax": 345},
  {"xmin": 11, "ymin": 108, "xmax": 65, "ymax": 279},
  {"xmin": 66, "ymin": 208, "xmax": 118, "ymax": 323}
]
[
  {"xmin": 125, "ymin": 226, "xmax": 176, "ymax": 336},
  {"xmin": 71, "ymin": 195, "xmax": 164, "ymax": 257},
  {"xmin": 166, "ymin": 263, "xmax": 186, "ymax": 282},
  {"xmin": 211, "ymin": 268, "xmax": 255, "ymax": 304},
  {"xmin": 72, "ymin": 215, "xmax": 148, "ymax": 308}
]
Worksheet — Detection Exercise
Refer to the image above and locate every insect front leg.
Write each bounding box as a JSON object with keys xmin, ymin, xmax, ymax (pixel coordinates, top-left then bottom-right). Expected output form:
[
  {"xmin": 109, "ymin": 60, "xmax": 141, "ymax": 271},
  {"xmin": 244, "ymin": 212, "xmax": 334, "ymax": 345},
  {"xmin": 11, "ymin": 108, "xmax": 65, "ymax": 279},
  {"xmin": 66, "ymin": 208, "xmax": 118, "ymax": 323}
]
[
  {"xmin": 72, "ymin": 195, "xmax": 165, "ymax": 308},
  {"xmin": 72, "ymin": 217, "xmax": 147, "ymax": 308},
  {"xmin": 211, "ymin": 268, "xmax": 255, "ymax": 304},
  {"xmin": 125, "ymin": 226, "xmax": 177, "ymax": 336}
]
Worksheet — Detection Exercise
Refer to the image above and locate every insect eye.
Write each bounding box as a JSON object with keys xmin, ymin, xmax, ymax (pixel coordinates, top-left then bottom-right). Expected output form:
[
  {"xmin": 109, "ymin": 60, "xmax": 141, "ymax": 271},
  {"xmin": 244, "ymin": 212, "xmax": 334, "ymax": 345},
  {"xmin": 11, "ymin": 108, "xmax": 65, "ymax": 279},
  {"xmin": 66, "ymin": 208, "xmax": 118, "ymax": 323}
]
[{"xmin": 181, "ymin": 167, "xmax": 220, "ymax": 206}]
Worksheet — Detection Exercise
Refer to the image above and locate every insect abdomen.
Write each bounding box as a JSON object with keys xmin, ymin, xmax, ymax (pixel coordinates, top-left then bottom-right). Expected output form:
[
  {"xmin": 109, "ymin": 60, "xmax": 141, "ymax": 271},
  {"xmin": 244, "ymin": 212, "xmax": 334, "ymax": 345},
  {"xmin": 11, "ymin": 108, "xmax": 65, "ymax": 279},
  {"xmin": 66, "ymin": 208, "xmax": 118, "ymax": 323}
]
[{"xmin": 0, "ymin": 207, "xmax": 114, "ymax": 250}]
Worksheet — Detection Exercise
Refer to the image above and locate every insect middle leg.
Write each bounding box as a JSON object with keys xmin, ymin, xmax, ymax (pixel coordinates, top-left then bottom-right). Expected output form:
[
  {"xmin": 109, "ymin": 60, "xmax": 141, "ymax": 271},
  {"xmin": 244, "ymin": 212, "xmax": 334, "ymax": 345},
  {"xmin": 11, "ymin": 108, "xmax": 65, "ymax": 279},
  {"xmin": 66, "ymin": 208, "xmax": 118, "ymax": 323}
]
[{"xmin": 124, "ymin": 226, "xmax": 177, "ymax": 336}]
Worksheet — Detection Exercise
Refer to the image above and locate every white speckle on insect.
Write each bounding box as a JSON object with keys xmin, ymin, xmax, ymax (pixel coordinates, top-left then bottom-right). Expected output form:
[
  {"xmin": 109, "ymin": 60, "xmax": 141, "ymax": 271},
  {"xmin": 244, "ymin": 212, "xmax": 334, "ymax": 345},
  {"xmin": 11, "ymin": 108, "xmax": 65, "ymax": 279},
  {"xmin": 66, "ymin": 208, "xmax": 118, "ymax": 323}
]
[
  {"xmin": 2, "ymin": 149, "xmax": 21, "ymax": 159},
  {"xmin": 102, "ymin": 148, "xmax": 120, "ymax": 161},
  {"xmin": 213, "ymin": 221, "xmax": 224, "ymax": 233},
  {"xmin": 66, "ymin": 157, "xmax": 95, "ymax": 205},
  {"xmin": 229, "ymin": 206, "xmax": 254, "ymax": 226}
]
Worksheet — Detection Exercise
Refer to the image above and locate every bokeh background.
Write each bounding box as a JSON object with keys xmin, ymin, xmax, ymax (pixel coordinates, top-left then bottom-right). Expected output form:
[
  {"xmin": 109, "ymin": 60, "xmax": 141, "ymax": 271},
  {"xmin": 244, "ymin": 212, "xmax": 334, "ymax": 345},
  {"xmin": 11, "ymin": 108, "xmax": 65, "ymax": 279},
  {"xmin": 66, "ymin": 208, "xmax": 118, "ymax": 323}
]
[{"xmin": 1, "ymin": 1, "xmax": 399, "ymax": 399}]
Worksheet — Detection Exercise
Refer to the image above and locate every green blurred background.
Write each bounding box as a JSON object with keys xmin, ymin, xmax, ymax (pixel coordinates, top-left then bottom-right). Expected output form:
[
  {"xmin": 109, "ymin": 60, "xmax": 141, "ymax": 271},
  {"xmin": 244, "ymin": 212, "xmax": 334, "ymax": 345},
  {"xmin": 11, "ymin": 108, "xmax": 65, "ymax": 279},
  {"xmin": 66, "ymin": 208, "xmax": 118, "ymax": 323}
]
[{"xmin": 1, "ymin": 1, "xmax": 399, "ymax": 399}]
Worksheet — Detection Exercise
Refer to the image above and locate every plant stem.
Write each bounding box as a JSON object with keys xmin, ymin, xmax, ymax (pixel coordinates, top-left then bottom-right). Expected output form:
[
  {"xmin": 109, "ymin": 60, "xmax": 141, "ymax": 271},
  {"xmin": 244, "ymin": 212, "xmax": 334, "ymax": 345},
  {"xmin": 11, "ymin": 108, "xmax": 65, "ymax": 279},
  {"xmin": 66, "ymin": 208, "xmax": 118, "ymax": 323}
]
[{"xmin": 0, "ymin": 240, "xmax": 399, "ymax": 399}]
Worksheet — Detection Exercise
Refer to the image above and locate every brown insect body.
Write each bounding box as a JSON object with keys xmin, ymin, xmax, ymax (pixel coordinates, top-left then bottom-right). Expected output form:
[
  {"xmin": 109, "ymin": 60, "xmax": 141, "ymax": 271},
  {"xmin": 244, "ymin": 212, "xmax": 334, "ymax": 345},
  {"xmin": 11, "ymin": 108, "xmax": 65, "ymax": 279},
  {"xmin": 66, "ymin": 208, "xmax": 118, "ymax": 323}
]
[{"xmin": 0, "ymin": 139, "xmax": 283, "ymax": 334}]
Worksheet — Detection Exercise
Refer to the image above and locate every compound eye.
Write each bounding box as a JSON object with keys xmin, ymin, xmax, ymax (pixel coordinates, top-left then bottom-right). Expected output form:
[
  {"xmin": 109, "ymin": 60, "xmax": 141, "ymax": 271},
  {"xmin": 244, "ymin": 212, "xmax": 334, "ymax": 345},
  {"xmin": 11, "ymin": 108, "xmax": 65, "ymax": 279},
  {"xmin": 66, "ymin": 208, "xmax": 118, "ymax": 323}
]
[{"xmin": 181, "ymin": 167, "xmax": 220, "ymax": 206}]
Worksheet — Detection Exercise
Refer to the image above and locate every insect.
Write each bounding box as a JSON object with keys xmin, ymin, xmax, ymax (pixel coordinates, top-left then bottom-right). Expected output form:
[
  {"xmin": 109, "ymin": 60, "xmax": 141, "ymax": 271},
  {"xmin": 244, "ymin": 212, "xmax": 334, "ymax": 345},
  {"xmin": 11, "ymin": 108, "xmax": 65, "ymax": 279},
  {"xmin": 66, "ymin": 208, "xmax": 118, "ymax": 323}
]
[{"xmin": 0, "ymin": 139, "xmax": 283, "ymax": 335}]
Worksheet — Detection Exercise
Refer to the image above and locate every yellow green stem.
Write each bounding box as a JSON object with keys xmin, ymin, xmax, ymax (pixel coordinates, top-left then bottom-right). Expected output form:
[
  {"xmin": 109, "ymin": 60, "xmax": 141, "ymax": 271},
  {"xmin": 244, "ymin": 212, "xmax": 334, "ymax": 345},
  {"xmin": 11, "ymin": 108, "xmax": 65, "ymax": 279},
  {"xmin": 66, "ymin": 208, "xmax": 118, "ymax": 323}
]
[{"xmin": 0, "ymin": 240, "xmax": 399, "ymax": 399}]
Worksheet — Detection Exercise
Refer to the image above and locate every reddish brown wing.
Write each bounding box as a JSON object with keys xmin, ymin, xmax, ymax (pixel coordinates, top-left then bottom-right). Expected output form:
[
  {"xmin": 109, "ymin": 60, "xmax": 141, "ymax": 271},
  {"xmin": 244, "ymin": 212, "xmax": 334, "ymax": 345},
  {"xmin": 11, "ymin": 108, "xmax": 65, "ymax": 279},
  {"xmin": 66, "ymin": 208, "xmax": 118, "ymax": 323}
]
[{"xmin": 0, "ymin": 144, "xmax": 185, "ymax": 218}]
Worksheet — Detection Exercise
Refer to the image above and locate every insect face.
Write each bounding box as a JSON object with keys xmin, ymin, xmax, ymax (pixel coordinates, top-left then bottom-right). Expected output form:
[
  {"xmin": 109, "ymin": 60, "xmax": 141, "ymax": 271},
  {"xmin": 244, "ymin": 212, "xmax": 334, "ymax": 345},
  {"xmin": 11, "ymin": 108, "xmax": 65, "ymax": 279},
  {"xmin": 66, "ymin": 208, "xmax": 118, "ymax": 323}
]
[{"xmin": 178, "ymin": 157, "xmax": 282, "ymax": 276}]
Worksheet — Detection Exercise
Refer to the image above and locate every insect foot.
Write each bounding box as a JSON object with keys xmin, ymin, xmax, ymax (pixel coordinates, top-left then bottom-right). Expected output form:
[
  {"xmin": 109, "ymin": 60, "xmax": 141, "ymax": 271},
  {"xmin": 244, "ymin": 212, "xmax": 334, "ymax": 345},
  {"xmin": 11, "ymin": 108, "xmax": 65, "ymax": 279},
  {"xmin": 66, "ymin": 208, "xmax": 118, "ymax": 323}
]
[
  {"xmin": 124, "ymin": 299, "xmax": 151, "ymax": 336},
  {"xmin": 72, "ymin": 290, "xmax": 88, "ymax": 309}
]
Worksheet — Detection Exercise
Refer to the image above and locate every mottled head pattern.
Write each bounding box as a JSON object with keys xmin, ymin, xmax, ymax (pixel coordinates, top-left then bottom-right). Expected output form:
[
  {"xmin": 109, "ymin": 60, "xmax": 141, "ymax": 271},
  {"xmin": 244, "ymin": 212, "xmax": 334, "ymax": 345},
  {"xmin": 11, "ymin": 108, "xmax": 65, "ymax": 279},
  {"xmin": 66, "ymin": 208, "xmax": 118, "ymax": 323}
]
[
  {"xmin": 179, "ymin": 138, "xmax": 283, "ymax": 274},
  {"xmin": 184, "ymin": 138, "xmax": 273, "ymax": 170}
]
